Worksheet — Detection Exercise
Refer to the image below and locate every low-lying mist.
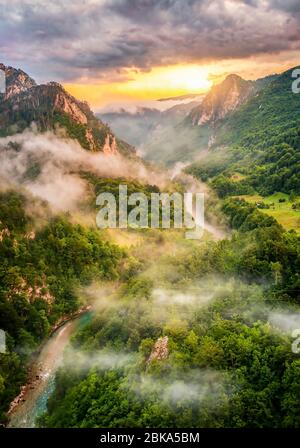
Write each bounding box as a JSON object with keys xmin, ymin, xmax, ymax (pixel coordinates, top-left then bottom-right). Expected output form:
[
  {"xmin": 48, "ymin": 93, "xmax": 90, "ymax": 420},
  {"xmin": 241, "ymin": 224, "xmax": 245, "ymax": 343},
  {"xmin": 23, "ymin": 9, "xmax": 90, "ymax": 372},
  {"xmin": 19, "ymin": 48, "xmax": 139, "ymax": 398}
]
[
  {"xmin": 0, "ymin": 127, "xmax": 170, "ymax": 213},
  {"xmin": 62, "ymin": 347, "xmax": 137, "ymax": 373},
  {"xmin": 128, "ymin": 368, "xmax": 232, "ymax": 408}
]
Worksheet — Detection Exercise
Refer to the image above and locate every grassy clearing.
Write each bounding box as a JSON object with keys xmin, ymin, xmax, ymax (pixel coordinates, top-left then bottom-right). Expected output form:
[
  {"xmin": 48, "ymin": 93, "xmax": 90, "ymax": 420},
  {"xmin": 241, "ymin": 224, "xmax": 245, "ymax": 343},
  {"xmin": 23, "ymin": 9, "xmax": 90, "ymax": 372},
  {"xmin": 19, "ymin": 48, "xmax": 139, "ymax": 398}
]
[{"xmin": 236, "ymin": 192, "xmax": 300, "ymax": 232}]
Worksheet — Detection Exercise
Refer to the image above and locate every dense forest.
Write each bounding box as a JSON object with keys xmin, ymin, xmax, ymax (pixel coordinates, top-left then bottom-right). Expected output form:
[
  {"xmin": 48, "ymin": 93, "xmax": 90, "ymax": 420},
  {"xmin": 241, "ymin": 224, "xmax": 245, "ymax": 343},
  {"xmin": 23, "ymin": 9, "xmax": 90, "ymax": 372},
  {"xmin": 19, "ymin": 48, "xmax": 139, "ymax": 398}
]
[
  {"xmin": 0, "ymin": 190, "xmax": 123, "ymax": 423},
  {"xmin": 1, "ymin": 63, "xmax": 300, "ymax": 429},
  {"xmin": 39, "ymin": 199, "xmax": 300, "ymax": 427},
  {"xmin": 33, "ymin": 68, "xmax": 300, "ymax": 429},
  {"xmin": 187, "ymin": 68, "xmax": 300, "ymax": 197}
]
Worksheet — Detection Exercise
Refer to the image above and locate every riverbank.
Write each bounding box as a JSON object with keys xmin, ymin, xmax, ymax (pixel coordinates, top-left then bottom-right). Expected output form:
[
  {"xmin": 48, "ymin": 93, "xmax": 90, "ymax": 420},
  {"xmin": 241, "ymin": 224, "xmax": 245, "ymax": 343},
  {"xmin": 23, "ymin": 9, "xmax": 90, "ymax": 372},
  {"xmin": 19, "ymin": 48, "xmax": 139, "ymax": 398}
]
[{"xmin": 7, "ymin": 309, "xmax": 91, "ymax": 428}]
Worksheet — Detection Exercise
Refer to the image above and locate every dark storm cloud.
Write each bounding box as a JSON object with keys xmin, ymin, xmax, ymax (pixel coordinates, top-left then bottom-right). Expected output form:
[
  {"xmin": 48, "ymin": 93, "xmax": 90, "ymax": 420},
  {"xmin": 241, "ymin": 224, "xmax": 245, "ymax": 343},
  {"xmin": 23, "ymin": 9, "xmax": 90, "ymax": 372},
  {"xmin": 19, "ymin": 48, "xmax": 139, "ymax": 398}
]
[{"xmin": 0, "ymin": 0, "xmax": 299, "ymax": 82}]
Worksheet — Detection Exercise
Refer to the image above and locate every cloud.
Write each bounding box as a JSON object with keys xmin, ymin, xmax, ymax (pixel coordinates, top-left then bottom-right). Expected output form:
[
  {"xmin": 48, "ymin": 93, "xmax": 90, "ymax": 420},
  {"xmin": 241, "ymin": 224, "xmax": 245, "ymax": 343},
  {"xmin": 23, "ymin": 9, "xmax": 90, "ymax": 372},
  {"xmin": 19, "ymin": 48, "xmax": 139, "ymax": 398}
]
[
  {"xmin": 131, "ymin": 369, "xmax": 232, "ymax": 407},
  {"xmin": 268, "ymin": 311, "xmax": 300, "ymax": 333},
  {"xmin": 271, "ymin": 0, "xmax": 300, "ymax": 14},
  {"xmin": 0, "ymin": 0, "xmax": 299, "ymax": 83},
  {"xmin": 152, "ymin": 287, "xmax": 215, "ymax": 306},
  {"xmin": 0, "ymin": 127, "xmax": 168, "ymax": 212},
  {"xmin": 62, "ymin": 347, "xmax": 136, "ymax": 372}
]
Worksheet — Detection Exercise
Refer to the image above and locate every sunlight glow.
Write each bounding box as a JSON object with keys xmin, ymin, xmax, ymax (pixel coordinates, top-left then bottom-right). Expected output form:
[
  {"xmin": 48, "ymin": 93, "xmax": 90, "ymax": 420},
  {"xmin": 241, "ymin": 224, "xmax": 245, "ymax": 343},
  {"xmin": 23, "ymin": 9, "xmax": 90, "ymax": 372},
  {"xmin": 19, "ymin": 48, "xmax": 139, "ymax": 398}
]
[
  {"xmin": 64, "ymin": 53, "xmax": 296, "ymax": 110},
  {"xmin": 122, "ymin": 65, "xmax": 212, "ymax": 95},
  {"xmin": 64, "ymin": 64, "xmax": 212, "ymax": 109}
]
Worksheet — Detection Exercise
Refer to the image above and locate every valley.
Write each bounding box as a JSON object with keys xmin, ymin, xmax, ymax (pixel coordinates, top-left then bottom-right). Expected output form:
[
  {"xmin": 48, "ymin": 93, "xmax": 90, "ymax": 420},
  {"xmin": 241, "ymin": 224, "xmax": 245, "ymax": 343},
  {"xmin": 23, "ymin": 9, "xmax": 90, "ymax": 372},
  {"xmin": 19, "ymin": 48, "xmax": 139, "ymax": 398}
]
[
  {"xmin": 5, "ymin": 221, "xmax": 225, "ymax": 428},
  {"xmin": 0, "ymin": 62, "xmax": 300, "ymax": 429}
]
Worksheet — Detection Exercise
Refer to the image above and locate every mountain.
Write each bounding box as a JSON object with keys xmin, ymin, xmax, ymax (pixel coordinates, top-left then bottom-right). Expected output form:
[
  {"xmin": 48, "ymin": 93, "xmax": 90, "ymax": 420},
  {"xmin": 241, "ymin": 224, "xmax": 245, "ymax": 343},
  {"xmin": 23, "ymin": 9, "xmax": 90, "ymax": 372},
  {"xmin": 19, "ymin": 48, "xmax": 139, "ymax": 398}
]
[
  {"xmin": 0, "ymin": 64, "xmax": 134, "ymax": 156},
  {"xmin": 0, "ymin": 63, "xmax": 36, "ymax": 100},
  {"xmin": 215, "ymin": 68, "xmax": 298, "ymax": 149},
  {"xmin": 100, "ymin": 107, "xmax": 161, "ymax": 147},
  {"xmin": 101, "ymin": 73, "xmax": 277, "ymax": 167},
  {"xmin": 187, "ymin": 66, "xmax": 300, "ymax": 196},
  {"xmin": 161, "ymin": 99, "xmax": 205, "ymax": 121},
  {"xmin": 187, "ymin": 74, "xmax": 257, "ymax": 126},
  {"xmin": 139, "ymin": 76, "xmax": 257, "ymax": 165}
]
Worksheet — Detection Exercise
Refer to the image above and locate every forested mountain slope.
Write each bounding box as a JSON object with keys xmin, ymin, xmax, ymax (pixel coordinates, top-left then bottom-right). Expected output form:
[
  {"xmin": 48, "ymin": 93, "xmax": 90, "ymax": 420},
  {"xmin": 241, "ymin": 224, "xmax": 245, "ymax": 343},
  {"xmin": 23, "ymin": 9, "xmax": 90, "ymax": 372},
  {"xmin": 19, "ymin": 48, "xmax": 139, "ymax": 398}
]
[
  {"xmin": 40, "ymin": 201, "xmax": 300, "ymax": 428},
  {"xmin": 0, "ymin": 64, "xmax": 134, "ymax": 156},
  {"xmin": 0, "ymin": 190, "xmax": 124, "ymax": 423},
  {"xmin": 1, "ymin": 62, "xmax": 300, "ymax": 429},
  {"xmin": 187, "ymin": 66, "xmax": 300, "ymax": 198}
]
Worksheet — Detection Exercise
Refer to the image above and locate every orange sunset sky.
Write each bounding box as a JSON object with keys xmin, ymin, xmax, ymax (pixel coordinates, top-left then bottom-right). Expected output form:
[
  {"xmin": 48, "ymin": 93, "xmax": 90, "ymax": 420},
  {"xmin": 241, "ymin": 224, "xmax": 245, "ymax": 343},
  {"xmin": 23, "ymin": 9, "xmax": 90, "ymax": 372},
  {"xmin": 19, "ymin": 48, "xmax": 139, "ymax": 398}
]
[{"xmin": 1, "ymin": 1, "xmax": 300, "ymax": 110}]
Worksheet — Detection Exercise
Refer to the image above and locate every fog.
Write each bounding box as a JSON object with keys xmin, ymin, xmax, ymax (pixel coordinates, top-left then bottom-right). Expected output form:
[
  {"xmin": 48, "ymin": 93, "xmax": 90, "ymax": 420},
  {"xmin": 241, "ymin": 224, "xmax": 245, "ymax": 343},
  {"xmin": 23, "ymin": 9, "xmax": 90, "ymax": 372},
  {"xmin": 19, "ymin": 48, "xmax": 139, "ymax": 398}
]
[
  {"xmin": 98, "ymin": 96, "xmax": 204, "ymax": 114},
  {"xmin": 130, "ymin": 369, "xmax": 231, "ymax": 408},
  {"xmin": 100, "ymin": 97, "xmax": 208, "ymax": 168},
  {"xmin": 152, "ymin": 288, "xmax": 214, "ymax": 307},
  {"xmin": 0, "ymin": 126, "xmax": 228, "ymax": 241},
  {"xmin": 268, "ymin": 311, "xmax": 300, "ymax": 333},
  {"xmin": 0, "ymin": 127, "xmax": 170, "ymax": 212},
  {"xmin": 62, "ymin": 347, "xmax": 136, "ymax": 372}
]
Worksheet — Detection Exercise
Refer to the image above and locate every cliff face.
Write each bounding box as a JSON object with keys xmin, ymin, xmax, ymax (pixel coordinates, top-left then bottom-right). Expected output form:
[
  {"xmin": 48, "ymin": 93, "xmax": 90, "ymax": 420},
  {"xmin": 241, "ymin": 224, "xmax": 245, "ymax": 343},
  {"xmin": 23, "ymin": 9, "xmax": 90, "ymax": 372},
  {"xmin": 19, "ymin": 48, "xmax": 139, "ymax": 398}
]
[
  {"xmin": 0, "ymin": 64, "xmax": 134, "ymax": 156},
  {"xmin": 147, "ymin": 336, "xmax": 169, "ymax": 363},
  {"xmin": 0, "ymin": 63, "xmax": 36, "ymax": 100},
  {"xmin": 188, "ymin": 74, "xmax": 256, "ymax": 126}
]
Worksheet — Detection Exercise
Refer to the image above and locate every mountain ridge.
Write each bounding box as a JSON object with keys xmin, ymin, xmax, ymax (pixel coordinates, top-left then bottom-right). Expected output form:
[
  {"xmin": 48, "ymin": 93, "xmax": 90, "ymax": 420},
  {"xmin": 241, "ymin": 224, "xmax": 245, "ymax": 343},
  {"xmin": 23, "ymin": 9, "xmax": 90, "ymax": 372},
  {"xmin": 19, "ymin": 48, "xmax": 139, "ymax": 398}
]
[
  {"xmin": 0, "ymin": 63, "xmax": 134, "ymax": 156},
  {"xmin": 187, "ymin": 74, "xmax": 258, "ymax": 126},
  {"xmin": 187, "ymin": 65, "xmax": 300, "ymax": 197},
  {"xmin": 101, "ymin": 71, "xmax": 279, "ymax": 166}
]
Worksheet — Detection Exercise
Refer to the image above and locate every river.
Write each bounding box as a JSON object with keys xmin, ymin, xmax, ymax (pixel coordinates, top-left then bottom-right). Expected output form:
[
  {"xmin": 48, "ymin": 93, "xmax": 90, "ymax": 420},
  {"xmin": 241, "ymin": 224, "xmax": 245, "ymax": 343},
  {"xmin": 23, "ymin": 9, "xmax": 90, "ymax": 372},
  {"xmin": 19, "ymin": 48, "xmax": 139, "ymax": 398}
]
[
  {"xmin": 8, "ymin": 312, "xmax": 91, "ymax": 428},
  {"xmin": 7, "ymin": 172, "xmax": 225, "ymax": 427}
]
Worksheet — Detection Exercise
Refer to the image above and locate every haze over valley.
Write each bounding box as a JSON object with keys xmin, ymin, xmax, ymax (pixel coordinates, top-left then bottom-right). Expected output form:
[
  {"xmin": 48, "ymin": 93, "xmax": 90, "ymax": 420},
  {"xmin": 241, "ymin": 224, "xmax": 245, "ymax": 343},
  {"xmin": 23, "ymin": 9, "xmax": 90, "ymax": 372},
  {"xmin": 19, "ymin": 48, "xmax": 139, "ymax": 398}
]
[{"xmin": 1, "ymin": 0, "xmax": 300, "ymax": 431}]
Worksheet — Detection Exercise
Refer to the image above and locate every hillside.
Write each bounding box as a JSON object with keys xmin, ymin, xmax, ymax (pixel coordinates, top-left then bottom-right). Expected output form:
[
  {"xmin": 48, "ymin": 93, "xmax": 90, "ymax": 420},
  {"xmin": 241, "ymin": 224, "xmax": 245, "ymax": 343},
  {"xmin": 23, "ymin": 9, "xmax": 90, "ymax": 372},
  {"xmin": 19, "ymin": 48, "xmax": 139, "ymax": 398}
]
[
  {"xmin": 0, "ymin": 64, "xmax": 134, "ymax": 157},
  {"xmin": 216, "ymin": 67, "xmax": 300, "ymax": 149},
  {"xmin": 187, "ymin": 66, "xmax": 300, "ymax": 199},
  {"xmin": 109, "ymin": 73, "xmax": 275, "ymax": 167},
  {"xmin": 187, "ymin": 74, "xmax": 257, "ymax": 126}
]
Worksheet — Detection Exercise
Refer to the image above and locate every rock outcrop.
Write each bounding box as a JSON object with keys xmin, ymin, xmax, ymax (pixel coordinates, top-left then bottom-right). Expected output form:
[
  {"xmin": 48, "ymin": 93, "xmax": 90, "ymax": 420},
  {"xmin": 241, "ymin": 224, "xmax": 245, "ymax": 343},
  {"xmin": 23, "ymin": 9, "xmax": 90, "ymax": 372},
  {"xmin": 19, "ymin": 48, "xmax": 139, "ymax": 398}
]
[
  {"xmin": 0, "ymin": 63, "xmax": 36, "ymax": 100},
  {"xmin": 0, "ymin": 63, "xmax": 134, "ymax": 156},
  {"xmin": 147, "ymin": 336, "xmax": 169, "ymax": 363},
  {"xmin": 188, "ymin": 74, "xmax": 256, "ymax": 126}
]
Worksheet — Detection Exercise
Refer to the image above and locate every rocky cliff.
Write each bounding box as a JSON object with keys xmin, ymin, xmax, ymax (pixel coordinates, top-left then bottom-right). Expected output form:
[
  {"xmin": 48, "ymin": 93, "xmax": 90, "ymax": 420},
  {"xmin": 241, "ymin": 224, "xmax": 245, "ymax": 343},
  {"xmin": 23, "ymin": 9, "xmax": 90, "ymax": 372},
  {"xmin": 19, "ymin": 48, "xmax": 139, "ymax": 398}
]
[
  {"xmin": 0, "ymin": 63, "xmax": 36, "ymax": 100},
  {"xmin": 0, "ymin": 64, "xmax": 134, "ymax": 156},
  {"xmin": 188, "ymin": 74, "xmax": 256, "ymax": 126}
]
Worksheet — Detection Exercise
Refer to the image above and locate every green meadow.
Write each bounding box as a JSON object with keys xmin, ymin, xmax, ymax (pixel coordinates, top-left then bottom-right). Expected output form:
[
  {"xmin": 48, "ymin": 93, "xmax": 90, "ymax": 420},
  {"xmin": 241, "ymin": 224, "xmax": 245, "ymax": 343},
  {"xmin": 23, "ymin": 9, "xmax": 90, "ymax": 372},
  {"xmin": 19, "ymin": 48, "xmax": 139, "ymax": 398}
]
[{"xmin": 237, "ymin": 192, "xmax": 300, "ymax": 232}]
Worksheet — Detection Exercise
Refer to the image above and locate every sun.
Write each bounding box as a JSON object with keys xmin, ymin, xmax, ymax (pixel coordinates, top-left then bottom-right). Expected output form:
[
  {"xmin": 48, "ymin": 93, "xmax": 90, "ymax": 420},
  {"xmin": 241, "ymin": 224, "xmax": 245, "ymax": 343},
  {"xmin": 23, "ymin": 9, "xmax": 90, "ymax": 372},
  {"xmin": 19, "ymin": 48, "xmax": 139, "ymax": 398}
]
[
  {"xmin": 64, "ymin": 64, "xmax": 212, "ymax": 109},
  {"xmin": 120, "ymin": 64, "xmax": 212, "ymax": 98},
  {"xmin": 165, "ymin": 65, "xmax": 212, "ymax": 91}
]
